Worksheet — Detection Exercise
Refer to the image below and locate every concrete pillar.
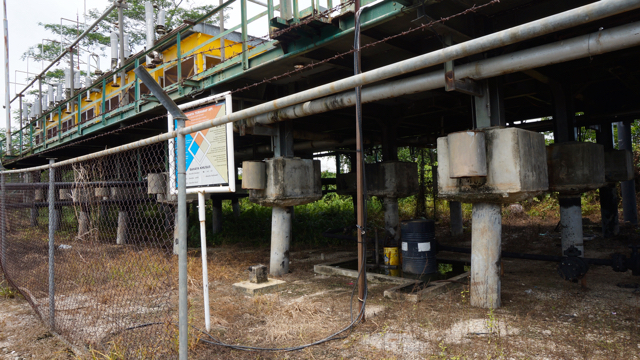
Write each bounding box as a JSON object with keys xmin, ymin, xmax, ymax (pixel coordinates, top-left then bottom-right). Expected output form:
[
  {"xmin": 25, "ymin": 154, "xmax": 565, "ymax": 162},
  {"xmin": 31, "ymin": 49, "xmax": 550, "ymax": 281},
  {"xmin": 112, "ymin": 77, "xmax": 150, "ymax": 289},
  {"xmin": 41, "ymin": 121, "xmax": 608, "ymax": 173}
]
[
  {"xmin": 559, "ymin": 196, "xmax": 584, "ymax": 256},
  {"xmin": 599, "ymin": 184, "xmax": 620, "ymax": 237},
  {"xmin": 29, "ymin": 171, "xmax": 38, "ymax": 227},
  {"xmin": 211, "ymin": 197, "xmax": 222, "ymax": 234},
  {"xmin": 116, "ymin": 209, "xmax": 128, "ymax": 245},
  {"xmin": 383, "ymin": 197, "xmax": 399, "ymax": 243},
  {"xmin": 231, "ymin": 198, "xmax": 240, "ymax": 219},
  {"xmin": 173, "ymin": 207, "xmax": 179, "ymax": 255},
  {"xmin": 617, "ymin": 121, "xmax": 638, "ymax": 225},
  {"xmin": 270, "ymin": 206, "xmax": 291, "ymax": 276},
  {"xmin": 470, "ymin": 203, "xmax": 501, "ymax": 309},
  {"xmin": 269, "ymin": 121, "xmax": 294, "ymax": 276},
  {"xmin": 78, "ymin": 206, "xmax": 90, "ymax": 239}
]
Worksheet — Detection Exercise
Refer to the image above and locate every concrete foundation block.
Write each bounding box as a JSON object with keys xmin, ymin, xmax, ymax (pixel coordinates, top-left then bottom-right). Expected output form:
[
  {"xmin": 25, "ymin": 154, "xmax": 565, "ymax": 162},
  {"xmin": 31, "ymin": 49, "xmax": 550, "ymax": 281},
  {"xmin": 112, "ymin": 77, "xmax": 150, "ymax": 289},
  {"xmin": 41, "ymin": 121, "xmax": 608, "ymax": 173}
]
[
  {"xmin": 336, "ymin": 161, "xmax": 419, "ymax": 198},
  {"xmin": 604, "ymin": 149, "xmax": 634, "ymax": 182},
  {"xmin": 438, "ymin": 128, "xmax": 548, "ymax": 203},
  {"xmin": 249, "ymin": 157, "xmax": 322, "ymax": 207},
  {"xmin": 249, "ymin": 264, "xmax": 268, "ymax": 284},
  {"xmin": 232, "ymin": 279, "xmax": 286, "ymax": 296},
  {"xmin": 95, "ymin": 187, "xmax": 109, "ymax": 198},
  {"xmin": 547, "ymin": 142, "xmax": 605, "ymax": 193}
]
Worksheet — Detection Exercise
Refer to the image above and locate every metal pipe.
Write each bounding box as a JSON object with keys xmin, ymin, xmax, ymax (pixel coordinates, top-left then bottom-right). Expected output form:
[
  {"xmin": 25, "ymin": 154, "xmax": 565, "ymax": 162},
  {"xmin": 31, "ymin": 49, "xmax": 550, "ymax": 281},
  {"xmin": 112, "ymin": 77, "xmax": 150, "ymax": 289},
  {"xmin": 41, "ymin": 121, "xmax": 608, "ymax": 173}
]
[
  {"xmin": 6, "ymin": 16, "xmax": 640, "ymax": 175},
  {"xmin": 110, "ymin": 31, "xmax": 119, "ymax": 69},
  {"xmin": 3, "ymin": 0, "xmax": 10, "ymax": 155},
  {"xmin": 219, "ymin": 0, "xmax": 225, "ymax": 62},
  {"xmin": 249, "ymin": 21, "xmax": 640, "ymax": 127},
  {"xmin": 136, "ymin": 62, "xmax": 189, "ymax": 360},
  {"xmin": 47, "ymin": 159, "xmax": 55, "ymax": 329},
  {"xmin": 186, "ymin": 5, "xmax": 640, "ymax": 135},
  {"xmin": 177, "ymin": 116, "xmax": 188, "ymax": 360},
  {"xmin": 270, "ymin": 206, "xmax": 291, "ymax": 276},
  {"xmin": 118, "ymin": 1, "xmax": 125, "ymax": 97},
  {"xmin": 470, "ymin": 202, "xmax": 501, "ymax": 309},
  {"xmin": 198, "ymin": 192, "xmax": 211, "ymax": 332},
  {"xmin": 145, "ymin": 1, "xmax": 155, "ymax": 65},
  {"xmin": 10, "ymin": 3, "xmax": 116, "ymax": 104}
]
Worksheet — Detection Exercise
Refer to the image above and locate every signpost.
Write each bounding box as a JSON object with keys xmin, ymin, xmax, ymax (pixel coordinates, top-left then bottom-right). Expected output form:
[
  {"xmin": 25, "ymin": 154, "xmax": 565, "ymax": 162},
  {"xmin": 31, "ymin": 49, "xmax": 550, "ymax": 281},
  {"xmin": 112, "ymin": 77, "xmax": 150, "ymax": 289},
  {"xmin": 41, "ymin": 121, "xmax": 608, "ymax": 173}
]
[{"xmin": 168, "ymin": 92, "xmax": 235, "ymax": 194}]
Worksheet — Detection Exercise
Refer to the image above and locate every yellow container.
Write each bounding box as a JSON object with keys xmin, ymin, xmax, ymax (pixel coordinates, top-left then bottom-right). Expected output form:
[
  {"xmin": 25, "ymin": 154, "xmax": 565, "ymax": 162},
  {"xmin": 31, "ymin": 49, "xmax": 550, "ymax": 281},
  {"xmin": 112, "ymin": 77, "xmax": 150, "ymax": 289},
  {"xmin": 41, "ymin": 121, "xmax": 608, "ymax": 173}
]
[{"xmin": 383, "ymin": 247, "xmax": 401, "ymax": 277}]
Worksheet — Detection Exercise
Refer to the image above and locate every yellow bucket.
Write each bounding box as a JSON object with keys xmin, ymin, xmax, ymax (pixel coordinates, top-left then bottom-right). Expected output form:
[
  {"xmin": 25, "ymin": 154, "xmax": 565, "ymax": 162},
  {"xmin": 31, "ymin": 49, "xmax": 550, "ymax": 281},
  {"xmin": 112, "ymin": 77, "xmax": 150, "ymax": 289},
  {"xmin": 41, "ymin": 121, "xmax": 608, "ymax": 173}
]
[{"xmin": 383, "ymin": 247, "xmax": 401, "ymax": 277}]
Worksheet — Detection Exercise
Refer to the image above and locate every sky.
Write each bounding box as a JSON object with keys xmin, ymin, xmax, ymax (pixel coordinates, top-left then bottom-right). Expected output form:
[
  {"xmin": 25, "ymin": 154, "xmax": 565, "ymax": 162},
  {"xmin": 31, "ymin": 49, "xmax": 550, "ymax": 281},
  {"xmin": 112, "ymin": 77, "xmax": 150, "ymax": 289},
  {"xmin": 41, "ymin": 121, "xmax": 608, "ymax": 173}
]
[{"xmin": 0, "ymin": 0, "xmax": 286, "ymax": 131}]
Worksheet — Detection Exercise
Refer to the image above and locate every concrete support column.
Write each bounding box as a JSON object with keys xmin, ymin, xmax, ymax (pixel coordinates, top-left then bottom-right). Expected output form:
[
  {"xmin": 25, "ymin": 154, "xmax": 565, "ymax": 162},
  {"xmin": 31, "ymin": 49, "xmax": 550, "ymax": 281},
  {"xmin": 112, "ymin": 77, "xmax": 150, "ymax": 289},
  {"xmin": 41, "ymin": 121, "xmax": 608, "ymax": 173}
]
[
  {"xmin": 599, "ymin": 184, "xmax": 619, "ymax": 237},
  {"xmin": 470, "ymin": 202, "xmax": 502, "ymax": 309},
  {"xmin": 232, "ymin": 198, "xmax": 240, "ymax": 219},
  {"xmin": 173, "ymin": 207, "xmax": 179, "ymax": 255},
  {"xmin": 618, "ymin": 121, "xmax": 638, "ymax": 225},
  {"xmin": 270, "ymin": 206, "xmax": 291, "ymax": 276},
  {"xmin": 78, "ymin": 206, "xmax": 90, "ymax": 239},
  {"xmin": 450, "ymin": 201, "xmax": 463, "ymax": 236},
  {"xmin": 211, "ymin": 197, "xmax": 222, "ymax": 234},
  {"xmin": 116, "ymin": 209, "xmax": 128, "ymax": 245},
  {"xmin": 559, "ymin": 196, "xmax": 584, "ymax": 256},
  {"xmin": 29, "ymin": 171, "xmax": 38, "ymax": 227},
  {"xmin": 383, "ymin": 196, "xmax": 399, "ymax": 243}
]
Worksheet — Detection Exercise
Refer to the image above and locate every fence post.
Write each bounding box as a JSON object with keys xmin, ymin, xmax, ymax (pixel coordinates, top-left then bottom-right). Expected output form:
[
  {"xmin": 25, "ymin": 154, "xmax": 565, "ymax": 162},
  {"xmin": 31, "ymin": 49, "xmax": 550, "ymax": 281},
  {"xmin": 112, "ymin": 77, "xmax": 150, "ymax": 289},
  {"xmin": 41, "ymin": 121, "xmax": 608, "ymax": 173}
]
[
  {"xmin": 1, "ymin": 172, "xmax": 6, "ymax": 269},
  {"xmin": 48, "ymin": 158, "xmax": 55, "ymax": 329},
  {"xmin": 177, "ymin": 116, "xmax": 188, "ymax": 360}
]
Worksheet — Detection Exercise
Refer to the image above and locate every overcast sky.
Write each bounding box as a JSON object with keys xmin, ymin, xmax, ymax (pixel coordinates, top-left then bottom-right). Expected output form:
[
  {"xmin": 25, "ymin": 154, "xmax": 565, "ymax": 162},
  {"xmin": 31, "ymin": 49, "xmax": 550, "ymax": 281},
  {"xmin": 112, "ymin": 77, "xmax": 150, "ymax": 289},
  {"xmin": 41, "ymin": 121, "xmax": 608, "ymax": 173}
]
[{"xmin": 0, "ymin": 0, "xmax": 282, "ymax": 130}]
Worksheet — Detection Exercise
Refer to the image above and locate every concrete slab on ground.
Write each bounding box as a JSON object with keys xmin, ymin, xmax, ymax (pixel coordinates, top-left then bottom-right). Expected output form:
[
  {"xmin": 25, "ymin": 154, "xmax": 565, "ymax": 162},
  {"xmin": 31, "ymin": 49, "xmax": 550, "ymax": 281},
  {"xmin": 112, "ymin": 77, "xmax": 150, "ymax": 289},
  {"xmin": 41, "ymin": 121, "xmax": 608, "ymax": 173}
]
[{"xmin": 232, "ymin": 279, "xmax": 286, "ymax": 296}]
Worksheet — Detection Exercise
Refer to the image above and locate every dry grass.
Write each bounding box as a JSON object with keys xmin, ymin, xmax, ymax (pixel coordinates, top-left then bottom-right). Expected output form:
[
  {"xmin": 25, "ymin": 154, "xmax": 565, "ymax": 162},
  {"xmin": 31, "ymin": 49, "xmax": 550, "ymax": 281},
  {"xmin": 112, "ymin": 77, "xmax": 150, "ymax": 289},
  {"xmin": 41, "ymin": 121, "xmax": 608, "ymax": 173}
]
[{"xmin": 2, "ymin": 206, "xmax": 640, "ymax": 359}]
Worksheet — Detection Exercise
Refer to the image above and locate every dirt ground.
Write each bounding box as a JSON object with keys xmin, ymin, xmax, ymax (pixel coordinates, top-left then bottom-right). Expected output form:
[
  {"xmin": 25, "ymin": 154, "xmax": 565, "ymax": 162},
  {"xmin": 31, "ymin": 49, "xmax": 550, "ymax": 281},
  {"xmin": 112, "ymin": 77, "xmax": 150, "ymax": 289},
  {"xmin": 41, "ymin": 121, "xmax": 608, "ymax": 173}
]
[{"xmin": 1, "ymin": 211, "xmax": 640, "ymax": 359}]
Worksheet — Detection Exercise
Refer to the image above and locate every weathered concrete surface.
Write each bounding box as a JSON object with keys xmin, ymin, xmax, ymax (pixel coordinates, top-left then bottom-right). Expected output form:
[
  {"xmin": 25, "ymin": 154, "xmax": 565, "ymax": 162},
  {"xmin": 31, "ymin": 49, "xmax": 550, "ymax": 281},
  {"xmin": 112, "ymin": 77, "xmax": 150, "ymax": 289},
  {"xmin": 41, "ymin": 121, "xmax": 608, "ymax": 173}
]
[
  {"xmin": 270, "ymin": 206, "xmax": 292, "ymax": 277},
  {"xmin": 559, "ymin": 196, "xmax": 584, "ymax": 257},
  {"xmin": 547, "ymin": 142, "xmax": 605, "ymax": 194},
  {"xmin": 447, "ymin": 130, "xmax": 487, "ymax": 178},
  {"xmin": 232, "ymin": 279, "xmax": 286, "ymax": 296},
  {"xmin": 604, "ymin": 149, "xmax": 634, "ymax": 182},
  {"xmin": 384, "ymin": 197, "xmax": 400, "ymax": 242},
  {"xmin": 249, "ymin": 158, "xmax": 322, "ymax": 207},
  {"xmin": 336, "ymin": 161, "xmax": 419, "ymax": 198},
  {"xmin": 438, "ymin": 128, "xmax": 548, "ymax": 203},
  {"xmin": 470, "ymin": 203, "xmax": 501, "ymax": 309},
  {"xmin": 249, "ymin": 264, "xmax": 268, "ymax": 284}
]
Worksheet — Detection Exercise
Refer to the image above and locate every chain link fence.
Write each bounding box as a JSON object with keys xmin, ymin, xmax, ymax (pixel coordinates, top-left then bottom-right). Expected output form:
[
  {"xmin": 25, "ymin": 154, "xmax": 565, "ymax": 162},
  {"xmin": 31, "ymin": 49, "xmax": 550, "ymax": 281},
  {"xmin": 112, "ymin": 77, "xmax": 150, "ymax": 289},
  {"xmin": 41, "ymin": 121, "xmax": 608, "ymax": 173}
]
[{"xmin": 0, "ymin": 142, "xmax": 182, "ymax": 357}]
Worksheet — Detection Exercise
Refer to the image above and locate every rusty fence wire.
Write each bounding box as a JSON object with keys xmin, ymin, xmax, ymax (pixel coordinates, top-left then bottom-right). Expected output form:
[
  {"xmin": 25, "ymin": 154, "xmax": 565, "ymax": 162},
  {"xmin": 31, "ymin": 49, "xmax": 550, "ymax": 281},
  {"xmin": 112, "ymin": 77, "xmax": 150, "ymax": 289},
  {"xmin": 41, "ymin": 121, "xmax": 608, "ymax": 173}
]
[{"xmin": 0, "ymin": 142, "xmax": 182, "ymax": 357}]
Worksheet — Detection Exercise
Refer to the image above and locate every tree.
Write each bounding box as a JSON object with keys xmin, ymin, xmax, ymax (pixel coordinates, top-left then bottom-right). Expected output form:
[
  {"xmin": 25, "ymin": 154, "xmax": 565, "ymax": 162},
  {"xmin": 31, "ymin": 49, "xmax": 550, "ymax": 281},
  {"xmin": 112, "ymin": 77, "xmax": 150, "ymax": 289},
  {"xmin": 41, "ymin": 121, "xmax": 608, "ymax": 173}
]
[{"xmin": 21, "ymin": 0, "xmax": 229, "ymax": 80}]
